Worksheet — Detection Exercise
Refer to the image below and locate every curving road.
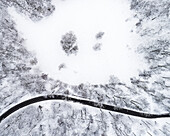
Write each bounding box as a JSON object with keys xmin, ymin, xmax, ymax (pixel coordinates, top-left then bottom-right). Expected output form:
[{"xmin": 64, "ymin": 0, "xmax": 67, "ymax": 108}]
[{"xmin": 0, "ymin": 95, "xmax": 170, "ymax": 123}]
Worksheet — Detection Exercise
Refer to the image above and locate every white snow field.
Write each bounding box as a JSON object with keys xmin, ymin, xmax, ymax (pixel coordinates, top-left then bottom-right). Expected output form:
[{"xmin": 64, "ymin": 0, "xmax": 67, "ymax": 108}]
[{"xmin": 8, "ymin": 0, "xmax": 147, "ymax": 85}]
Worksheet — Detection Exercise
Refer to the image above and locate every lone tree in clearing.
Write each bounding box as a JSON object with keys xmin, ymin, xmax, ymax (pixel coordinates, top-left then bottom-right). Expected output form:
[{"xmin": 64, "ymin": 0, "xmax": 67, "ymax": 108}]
[
  {"xmin": 95, "ymin": 32, "xmax": 104, "ymax": 39},
  {"xmin": 60, "ymin": 31, "xmax": 78, "ymax": 55}
]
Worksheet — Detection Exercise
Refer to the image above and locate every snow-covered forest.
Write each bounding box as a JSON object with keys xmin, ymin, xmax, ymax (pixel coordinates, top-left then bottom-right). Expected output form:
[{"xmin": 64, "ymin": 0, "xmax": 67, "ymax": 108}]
[{"xmin": 0, "ymin": 0, "xmax": 170, "ymax": 135}]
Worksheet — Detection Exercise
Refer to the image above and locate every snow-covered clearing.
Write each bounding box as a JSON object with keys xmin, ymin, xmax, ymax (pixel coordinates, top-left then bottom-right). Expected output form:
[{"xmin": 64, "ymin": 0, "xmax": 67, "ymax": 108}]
[{"xmin": 8, "ymin": 0, "xmax": 147, "ymax": 85}]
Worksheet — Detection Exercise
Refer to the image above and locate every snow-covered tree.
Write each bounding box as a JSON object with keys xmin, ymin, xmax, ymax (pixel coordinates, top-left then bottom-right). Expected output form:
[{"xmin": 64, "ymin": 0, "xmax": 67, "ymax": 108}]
[{"xmin": 60, "ymin": 31, "xmax": 78, "ymax": 55}]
